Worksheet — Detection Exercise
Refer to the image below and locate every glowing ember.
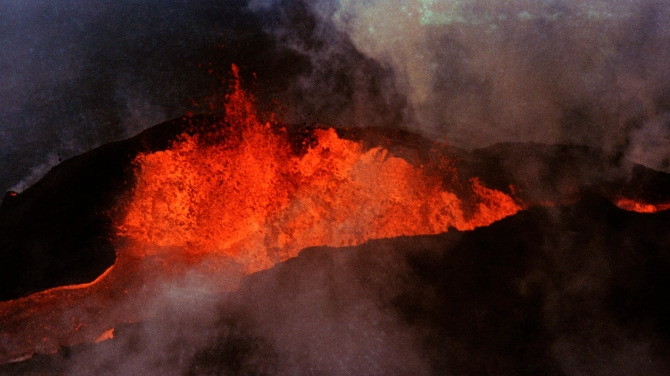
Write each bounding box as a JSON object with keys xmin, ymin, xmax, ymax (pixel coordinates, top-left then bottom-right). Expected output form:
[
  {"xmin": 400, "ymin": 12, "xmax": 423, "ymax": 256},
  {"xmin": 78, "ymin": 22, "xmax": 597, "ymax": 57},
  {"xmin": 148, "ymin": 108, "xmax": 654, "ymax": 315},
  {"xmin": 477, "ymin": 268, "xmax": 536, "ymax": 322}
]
[
  {"xmin": 95, "ymin": 329, "xmax": 115, "ymax": 343},
  {"xmin": 117, "ymin": 66, "xmax": 522, "ymax": 274},
  {"xmin": 615, "ymin": 198, "xmax": 670, "ymax": 213}
]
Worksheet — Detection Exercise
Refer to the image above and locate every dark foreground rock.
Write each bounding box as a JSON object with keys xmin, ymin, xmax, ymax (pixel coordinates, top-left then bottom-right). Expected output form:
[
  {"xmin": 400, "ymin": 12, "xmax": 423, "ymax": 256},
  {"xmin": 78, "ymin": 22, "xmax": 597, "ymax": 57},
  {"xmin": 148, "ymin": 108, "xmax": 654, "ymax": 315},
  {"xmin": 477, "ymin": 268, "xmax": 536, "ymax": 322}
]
[
  {"xmin": 2, "ymin": 193, "xmax": 669, "ymax": 375},
  {"xmin": 0, "ymin": 116, "xmax": 201, "ymax": 300}
]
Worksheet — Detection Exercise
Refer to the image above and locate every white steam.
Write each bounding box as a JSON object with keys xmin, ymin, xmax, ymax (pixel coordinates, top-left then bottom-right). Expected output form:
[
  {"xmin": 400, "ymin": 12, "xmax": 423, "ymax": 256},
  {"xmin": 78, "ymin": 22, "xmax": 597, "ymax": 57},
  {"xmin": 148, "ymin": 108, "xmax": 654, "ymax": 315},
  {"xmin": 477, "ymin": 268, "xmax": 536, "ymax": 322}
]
[{"xmin": 255, "ymin": 0, "xmax": 670, "ymax": 169}]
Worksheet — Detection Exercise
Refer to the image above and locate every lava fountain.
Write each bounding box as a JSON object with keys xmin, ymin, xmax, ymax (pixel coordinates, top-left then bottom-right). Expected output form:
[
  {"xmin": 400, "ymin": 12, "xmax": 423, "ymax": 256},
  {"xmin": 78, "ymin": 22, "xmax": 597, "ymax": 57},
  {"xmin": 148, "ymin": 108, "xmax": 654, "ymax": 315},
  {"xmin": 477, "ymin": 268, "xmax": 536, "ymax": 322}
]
[
  {"xmin": 0, "ymin": 65, "xmax": 521, "ymax": 364},
  {"xmin": 118, "ymin": 66, "xmax": 521, "ymax": 274}
]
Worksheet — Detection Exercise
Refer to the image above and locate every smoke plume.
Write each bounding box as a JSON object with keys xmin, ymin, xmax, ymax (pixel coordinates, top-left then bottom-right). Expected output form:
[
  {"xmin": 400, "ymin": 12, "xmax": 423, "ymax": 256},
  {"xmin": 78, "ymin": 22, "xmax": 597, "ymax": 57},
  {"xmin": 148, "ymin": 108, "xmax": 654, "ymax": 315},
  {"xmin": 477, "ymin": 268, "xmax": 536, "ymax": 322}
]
[
  {"xmin": 250, "ymin": 0, "xmax": 670, "ymax": 169},
  {"xmin": 2, "ymin": 2, "xmax": 670, "ymax": 374}
]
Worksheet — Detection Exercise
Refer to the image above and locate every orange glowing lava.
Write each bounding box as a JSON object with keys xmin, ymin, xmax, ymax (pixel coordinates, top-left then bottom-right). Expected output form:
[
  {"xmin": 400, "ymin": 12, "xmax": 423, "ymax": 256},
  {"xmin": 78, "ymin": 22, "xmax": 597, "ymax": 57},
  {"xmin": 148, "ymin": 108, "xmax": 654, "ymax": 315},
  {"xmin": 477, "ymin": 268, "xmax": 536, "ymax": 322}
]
[
  {"xmin": 95, "ymin": 329, "xmax": 115, "ymax": 343},
  {"xmin": 0, "ymin": 65, "xmax": 522, "ymax": 364},
  {"xmin": 117, "ymin": 65, "xmax": 522, "ymax": 274},
  {"xmin": 615, "ymin": 198, "xmax": 670, "ymax": 213}
]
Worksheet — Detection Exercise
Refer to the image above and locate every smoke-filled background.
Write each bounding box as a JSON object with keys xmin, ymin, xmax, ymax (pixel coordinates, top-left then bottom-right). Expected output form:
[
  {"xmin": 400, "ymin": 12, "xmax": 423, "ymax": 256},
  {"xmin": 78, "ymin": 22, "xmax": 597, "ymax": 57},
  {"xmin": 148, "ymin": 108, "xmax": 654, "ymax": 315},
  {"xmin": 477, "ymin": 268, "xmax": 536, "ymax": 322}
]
[
  {"xmin": 251, "ymin": 0, "xmax": 670, "ymax": 168},
  {"xmin": 3, "ymin": 0, "xmax": 669, "ymax": 195},
  {"xmin": 2, "ymin": 1, "xmax": 670, "ymax": 375}
]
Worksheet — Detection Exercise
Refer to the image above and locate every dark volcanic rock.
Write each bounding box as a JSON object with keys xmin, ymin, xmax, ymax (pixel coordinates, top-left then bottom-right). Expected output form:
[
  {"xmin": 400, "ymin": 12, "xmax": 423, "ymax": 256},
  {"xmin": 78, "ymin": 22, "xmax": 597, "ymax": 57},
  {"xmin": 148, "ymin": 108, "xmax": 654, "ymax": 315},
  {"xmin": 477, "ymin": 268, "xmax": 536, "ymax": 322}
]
[
  {"xmin": 0, "ymin": 115, "xmax": 206, "ymax": 300},
  {"xmin": 2, "ymin": 193, "xmax": 669, "ymax": 375},
  {"xmin": 211, "ymin": 194, "xmax": 669, "ymax": 375},
  {"xmin": 1, "ymin": 117, "xmax": 669, "ymax": 301}
]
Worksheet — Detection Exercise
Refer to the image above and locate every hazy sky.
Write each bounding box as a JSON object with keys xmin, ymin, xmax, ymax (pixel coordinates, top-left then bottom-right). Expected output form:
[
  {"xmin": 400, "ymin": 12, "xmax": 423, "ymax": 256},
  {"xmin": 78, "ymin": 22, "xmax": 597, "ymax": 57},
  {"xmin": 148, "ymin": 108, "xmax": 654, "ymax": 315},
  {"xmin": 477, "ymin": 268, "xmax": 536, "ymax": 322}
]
[{"xmin": 0, "ymin": 1, "xmax": 251, "ymax": 193}]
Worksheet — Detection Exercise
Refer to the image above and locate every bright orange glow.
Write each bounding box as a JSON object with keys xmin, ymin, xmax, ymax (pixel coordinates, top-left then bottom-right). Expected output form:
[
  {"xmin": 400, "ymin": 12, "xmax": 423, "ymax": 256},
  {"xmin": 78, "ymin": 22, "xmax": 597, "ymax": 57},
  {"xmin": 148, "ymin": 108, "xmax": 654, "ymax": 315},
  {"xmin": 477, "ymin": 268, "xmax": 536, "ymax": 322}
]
[
  {"xmin": 117, "ymin": 66, "xmax": 522, "ymax": 274},
  {"xmin": 0, "ymin": 65, "xmax": 522, "ymax": 364},
  {"xmin": 40, "ymin": 264, "xmax": 115, "ymax": 293},
  {"xmin": 615, "ymin": 198, "xmax": 670, "ymax": 213},
  {"xmin": 95, "ymin": 329, "xmax": 114, "ymax": 343}
]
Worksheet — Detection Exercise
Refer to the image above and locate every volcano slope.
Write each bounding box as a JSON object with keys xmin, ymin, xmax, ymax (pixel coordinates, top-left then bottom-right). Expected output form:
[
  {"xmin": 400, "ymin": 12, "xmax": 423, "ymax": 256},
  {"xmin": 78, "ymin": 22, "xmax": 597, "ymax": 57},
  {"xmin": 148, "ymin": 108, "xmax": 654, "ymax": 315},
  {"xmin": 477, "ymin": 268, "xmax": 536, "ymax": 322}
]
[
  {"xmin": 0, "ymin": 115, "xmax": 669, "ymax": 375},
  {"xmin": 2, "ymin": 192, "xmax": 670, "ymax": 375},
  {"xmin": 0, "ymin": 116, "xmax": 199, "ymax": 300},
  {"xmin": 1, "ymin": 114, "xmax": 668, "ymax": 301}
]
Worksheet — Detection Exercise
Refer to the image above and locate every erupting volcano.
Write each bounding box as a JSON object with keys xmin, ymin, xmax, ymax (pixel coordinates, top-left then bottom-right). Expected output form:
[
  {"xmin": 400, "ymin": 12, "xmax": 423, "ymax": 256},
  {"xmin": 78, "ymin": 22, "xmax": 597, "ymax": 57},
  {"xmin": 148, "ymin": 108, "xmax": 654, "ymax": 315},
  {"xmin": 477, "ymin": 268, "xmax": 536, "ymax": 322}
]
[
  {"xmin": 0, "ymin": 66, "xmax": 522, "ymax": 364},
  {"xmin": 2, "ymin": 2, "xmax": 670, "ymax": 374},
  {"xmin": 2, "ymin": 61, "xmax": 668, "ymax": 374},
  {"xmin": 120, "ymin": 66, "xmax": 521, "ymax": 273}
]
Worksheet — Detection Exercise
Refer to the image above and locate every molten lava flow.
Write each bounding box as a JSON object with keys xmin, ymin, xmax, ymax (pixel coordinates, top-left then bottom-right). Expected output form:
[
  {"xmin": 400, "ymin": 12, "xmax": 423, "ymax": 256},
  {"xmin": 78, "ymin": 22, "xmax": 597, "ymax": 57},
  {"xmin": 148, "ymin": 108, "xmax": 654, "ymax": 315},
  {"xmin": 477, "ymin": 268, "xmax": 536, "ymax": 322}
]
[
  {"xmin": 0, "ymin": 65, "xmax": 522, "ymax": 364},
  {"xmin": 117, "ymin": 66, "xmax": 522, "ymax": 275},
  {"xmin": 615, "ymin": 198, "xmax": 670, "ymax": 213},
  {"xmin": 95, "ymin": 329, "xmax": 114, "ymax": 343}
]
